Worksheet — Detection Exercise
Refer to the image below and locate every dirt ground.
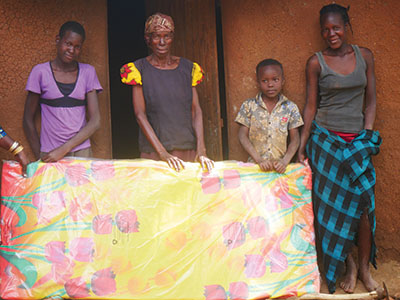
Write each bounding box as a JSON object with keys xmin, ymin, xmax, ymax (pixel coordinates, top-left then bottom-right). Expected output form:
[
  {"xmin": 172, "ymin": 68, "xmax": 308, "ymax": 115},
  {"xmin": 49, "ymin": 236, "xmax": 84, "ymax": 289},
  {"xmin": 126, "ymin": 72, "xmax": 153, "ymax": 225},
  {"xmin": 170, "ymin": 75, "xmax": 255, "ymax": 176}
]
[{"xmin": 319, "ymin": 258, "xmax": 400, "ymax": 296}]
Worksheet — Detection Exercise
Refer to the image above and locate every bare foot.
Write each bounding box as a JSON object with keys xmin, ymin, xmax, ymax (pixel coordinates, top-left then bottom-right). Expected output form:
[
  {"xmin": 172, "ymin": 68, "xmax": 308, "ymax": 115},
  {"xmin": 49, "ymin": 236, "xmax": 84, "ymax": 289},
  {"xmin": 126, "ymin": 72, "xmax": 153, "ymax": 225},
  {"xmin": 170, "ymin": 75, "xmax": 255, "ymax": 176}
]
[
  {"xmin": 359, "ymin": 265, "xmax": 379, "ymax": 292},
  {"xmin": 340, "ymin": 255, "xmax": 358, "ymax": 293}
]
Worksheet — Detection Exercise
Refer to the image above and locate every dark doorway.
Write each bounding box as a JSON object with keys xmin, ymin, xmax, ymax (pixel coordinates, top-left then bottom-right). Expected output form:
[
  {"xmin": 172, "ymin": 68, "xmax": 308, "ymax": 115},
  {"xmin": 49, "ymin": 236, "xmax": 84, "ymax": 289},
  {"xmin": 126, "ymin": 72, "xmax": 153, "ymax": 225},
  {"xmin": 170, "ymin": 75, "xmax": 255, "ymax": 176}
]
[
  {"xmin": 107, "ymin": 0, "xmax": 147, "ymax": 158},
  {"xmin": 215, "ymin": 0, "xmax": 228, "ymax": 160}
]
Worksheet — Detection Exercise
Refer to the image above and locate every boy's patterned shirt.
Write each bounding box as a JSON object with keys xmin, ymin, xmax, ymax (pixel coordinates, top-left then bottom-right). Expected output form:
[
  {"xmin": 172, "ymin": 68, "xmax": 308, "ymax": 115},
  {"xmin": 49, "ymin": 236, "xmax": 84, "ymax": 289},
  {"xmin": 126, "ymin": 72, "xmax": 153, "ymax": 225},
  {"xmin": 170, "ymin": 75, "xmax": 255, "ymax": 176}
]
[{"xmin": 235, "ymin": 93, "xmax": 303, "ymax": 161}]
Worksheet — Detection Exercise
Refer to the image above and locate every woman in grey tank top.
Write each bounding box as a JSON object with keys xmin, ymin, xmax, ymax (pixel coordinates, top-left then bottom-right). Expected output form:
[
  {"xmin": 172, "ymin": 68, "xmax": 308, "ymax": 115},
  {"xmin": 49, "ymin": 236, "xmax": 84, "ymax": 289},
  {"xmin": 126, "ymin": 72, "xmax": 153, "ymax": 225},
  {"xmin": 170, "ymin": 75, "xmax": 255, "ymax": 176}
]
[
  {"xmin": 120, "ymin": 13, "xmax": 213, "ymax": 172},
  {"xmin": 298, "ymin": 4, "xmax": 381, "ymax": 294}
]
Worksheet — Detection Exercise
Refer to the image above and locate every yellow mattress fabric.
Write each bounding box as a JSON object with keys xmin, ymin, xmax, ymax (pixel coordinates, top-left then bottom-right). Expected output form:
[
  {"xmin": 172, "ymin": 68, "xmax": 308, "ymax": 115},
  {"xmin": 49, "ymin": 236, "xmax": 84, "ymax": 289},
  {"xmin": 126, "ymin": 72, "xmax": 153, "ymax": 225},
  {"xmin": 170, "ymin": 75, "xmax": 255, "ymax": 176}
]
[{"xmin": 0, "ymin": 159, "xmax": 320, "ymax": 299}]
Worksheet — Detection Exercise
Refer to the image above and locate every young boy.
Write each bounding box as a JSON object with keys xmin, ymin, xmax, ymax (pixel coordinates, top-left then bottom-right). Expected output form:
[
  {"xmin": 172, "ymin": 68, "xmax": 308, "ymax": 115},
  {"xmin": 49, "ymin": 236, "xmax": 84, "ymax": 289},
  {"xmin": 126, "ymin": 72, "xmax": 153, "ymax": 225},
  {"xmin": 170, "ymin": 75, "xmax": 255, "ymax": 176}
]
[
  {"xmin": 23, "ymin": 21, "xmax": 102, "ymax": 162},
  {"xmin": 235, "ymin": 59, "xmax": 303, "ymax": 173}
]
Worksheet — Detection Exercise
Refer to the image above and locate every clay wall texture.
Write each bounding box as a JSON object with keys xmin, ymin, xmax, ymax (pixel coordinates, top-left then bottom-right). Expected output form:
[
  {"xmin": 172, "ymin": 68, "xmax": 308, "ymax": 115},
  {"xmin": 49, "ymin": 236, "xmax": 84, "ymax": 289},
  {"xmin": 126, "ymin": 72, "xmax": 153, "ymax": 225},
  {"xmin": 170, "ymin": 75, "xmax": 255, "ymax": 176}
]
[
  {"xmin": 221, "ymin": 0, "xmax": 400, "ymax": 259},
  {"xmin": 0, "ymin": 0, "xmax": 111, "ymax": 160}
]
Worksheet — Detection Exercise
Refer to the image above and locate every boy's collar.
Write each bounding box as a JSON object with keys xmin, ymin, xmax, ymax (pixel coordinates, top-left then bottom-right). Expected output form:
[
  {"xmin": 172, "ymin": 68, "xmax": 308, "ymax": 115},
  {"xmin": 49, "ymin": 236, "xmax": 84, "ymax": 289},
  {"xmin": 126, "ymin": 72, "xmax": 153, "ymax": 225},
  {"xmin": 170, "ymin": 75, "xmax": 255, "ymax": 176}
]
[{"xmin": 256, "ymin": 93, "xmax": 286, "ymax": 107}]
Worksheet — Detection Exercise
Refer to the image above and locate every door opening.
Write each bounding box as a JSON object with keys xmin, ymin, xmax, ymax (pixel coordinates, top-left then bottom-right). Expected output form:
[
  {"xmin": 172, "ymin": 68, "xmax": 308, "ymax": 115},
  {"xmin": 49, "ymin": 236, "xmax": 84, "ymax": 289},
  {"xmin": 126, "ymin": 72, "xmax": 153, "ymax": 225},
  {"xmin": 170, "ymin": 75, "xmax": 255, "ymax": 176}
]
[
  {"xmin": 107, "ymin": 0, "xmax": 147, "ymax": 158},
  {"xmin": 215, "ymin": 0, "xmax": 229, "ymax": 160}
]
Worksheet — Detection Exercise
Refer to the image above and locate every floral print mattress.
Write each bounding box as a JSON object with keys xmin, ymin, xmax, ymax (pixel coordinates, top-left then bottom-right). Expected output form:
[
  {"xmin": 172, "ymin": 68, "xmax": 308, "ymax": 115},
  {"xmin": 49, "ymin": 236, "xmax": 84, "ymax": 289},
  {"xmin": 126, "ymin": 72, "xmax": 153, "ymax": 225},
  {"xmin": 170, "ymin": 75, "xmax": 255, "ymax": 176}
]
[{"xmin": 0, "ymin": 158, "xmax": 320, "ymax": 299}]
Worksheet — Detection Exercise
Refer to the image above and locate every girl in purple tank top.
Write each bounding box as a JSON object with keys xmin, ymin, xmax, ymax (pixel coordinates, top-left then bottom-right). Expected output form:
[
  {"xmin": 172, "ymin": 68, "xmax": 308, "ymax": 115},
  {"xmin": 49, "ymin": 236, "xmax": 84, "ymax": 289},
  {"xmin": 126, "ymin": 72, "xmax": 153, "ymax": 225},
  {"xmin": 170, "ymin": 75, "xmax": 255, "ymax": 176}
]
[{"xmin": 23, "ymin": 21, "xmax": 102, "ymax": 162}]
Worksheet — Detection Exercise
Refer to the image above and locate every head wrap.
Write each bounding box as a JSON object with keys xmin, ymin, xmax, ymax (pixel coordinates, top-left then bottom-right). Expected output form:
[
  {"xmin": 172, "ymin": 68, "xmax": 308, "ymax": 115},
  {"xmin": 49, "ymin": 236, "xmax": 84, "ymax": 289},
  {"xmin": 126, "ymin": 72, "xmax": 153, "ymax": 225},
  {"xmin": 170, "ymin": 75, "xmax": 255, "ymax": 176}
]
[{"xmin": 145, "ymin": 13, "xmax": 174, "ymax": 35}]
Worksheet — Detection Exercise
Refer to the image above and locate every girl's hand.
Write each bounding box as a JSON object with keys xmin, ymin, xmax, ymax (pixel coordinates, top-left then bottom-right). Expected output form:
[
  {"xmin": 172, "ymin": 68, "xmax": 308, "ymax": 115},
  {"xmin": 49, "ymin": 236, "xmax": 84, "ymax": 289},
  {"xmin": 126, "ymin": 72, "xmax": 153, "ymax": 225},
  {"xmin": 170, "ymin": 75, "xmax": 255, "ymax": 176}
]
[
  {"xmin": 159, "ymin": 151, "xmax": 185, "ymax": 172},
  {"xmin": 273, "ymin": 160, "xmax": 288, "ymax": 174},
  {"xmin": 15, "ymin": 150, "xmax": 30, "ymax": 176},
  {"xmin": 42, "ymin": 145, "xmax": 69, "ymax": 163},
  {"xmin": 258, "ymin": 160, "xmax": 274, "ymax": 172},
  {"xmin": 196, "ymin": 155, "xmax": 214, "ymax": 171}
]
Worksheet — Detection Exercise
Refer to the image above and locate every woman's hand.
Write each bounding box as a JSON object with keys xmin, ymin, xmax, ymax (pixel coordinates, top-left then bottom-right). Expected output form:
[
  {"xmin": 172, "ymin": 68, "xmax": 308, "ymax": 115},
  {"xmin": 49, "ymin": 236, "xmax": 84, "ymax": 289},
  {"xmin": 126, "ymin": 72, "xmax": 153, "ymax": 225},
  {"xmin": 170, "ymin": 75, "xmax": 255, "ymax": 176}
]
[
  {"xmin": 0, "ymin": 134, "xmax": 31, "ymax": 176},
  {"xmin": 297, "ymin": 147, "xmax": 307, "ymax": 164},
  {"xmin": 15, "ymin": 150, "xmax": 30, "ymax": 176},
  {"xmin": 297, "ymin": 54, "xmax": 320, "ymax": 166},
  {"xmin": 159, "ymin": 151, "xmax": 185, "ymax": 171},
  {"xmin": 196, "ymin": 155, "xmax": 214, "ymax": 171}
]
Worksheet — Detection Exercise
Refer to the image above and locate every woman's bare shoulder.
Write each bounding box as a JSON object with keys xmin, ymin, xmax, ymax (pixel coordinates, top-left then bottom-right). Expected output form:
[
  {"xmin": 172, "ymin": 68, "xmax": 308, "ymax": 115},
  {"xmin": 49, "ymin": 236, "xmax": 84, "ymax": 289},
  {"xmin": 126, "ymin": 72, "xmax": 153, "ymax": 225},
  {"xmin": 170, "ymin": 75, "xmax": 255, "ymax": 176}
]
[
  {"xmin": 306, "ymin": 54, "xmax": 321, "ymax": 72},
  {"xmin": 358, "ymin": 46, "xmax": 374, "ymax": 62}
]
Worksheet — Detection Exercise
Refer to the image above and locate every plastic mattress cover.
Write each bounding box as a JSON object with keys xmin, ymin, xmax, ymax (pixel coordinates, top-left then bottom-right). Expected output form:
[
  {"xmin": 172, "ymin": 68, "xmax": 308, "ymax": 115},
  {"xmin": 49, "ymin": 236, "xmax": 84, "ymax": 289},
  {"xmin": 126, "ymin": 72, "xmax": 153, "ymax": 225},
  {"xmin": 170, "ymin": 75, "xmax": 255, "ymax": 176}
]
[{"xmin": 0, "ymin": 158, "xmax": 320, "ymax": 299}]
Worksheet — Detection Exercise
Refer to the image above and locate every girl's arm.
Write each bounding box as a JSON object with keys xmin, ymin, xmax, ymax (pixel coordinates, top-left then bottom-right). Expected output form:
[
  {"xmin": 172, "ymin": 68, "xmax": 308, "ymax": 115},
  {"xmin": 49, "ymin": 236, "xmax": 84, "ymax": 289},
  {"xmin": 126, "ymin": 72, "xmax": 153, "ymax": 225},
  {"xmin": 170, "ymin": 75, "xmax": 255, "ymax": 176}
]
[
  {"xmin": 238, "ymin": 125, "xmax": 273, "ymax": 172},
  {"xmin": 23, "ymin": 91, "xmax": 41, "ymax": 160},
  {"xmin": 360, "ymin": 47, "xmax": 377, "ymax": 130},
  {"xmin": 41, "ymin": 89, "xmax": 101, "ymax": 162},
  {"xmin": 191, "ymin": 87, "xmax": 214, "ymax": 171},
  {"xmin": 298, "ymin": 55, "xmax": 321, "ymax": 162},
  {"xmin": 132, "ymin": 85, "xmax": 184, "ymax": 171},
  {"xmin": 274, "ymin": 127, "xmax": 300, "ymax": 173}
]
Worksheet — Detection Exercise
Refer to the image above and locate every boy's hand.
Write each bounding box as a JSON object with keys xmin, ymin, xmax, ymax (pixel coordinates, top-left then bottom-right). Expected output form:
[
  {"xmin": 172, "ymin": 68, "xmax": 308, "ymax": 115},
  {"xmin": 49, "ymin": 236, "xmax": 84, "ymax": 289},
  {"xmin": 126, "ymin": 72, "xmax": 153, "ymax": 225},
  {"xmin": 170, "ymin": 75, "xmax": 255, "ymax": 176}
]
[
  {"xmin": 258, "ymin": 160, "xmax": 274, "ymax": 172},
  {"xmin": 273, "ymin": 160, "xmax": 288, "ymax": 174}
]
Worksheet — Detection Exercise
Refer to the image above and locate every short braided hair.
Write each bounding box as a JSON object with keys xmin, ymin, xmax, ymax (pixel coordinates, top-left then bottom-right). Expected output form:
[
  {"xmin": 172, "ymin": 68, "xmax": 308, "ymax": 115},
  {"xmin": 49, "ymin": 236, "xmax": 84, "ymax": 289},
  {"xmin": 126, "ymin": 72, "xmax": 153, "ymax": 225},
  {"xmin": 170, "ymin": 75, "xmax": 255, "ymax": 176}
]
[{"xmin": 319, "ymin": 4, "xmax": 352, "ymax": 33}]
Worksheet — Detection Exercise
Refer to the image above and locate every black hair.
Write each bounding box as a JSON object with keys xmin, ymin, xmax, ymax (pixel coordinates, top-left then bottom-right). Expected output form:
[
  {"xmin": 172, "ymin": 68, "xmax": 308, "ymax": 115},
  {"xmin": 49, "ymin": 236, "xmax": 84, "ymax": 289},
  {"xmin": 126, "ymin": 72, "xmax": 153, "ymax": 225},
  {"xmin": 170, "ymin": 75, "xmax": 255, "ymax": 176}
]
[
  {"xmin": 59, "ymin": 21, "xmax": 86, "ymax": 41},
  {"xmin": 320, "ymin": 4, "xmax": 353, "ymax": 33},
  {"xmin": 256, "ymin": 59, "xmax": 284, "ymax": 78}
]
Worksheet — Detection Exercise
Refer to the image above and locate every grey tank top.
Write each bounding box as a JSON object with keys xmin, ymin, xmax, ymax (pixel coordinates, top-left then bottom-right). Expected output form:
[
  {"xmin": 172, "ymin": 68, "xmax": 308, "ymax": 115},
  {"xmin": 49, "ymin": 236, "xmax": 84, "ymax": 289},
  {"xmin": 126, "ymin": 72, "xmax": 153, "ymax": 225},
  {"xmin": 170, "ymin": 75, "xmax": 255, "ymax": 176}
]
[
  {"xmin": 315, "ymin": 45, "xmax": 367, "ymax": 133},
  {"xmin": 134, "ymin": 57, "xmax": 196, "ymax": 153}
]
